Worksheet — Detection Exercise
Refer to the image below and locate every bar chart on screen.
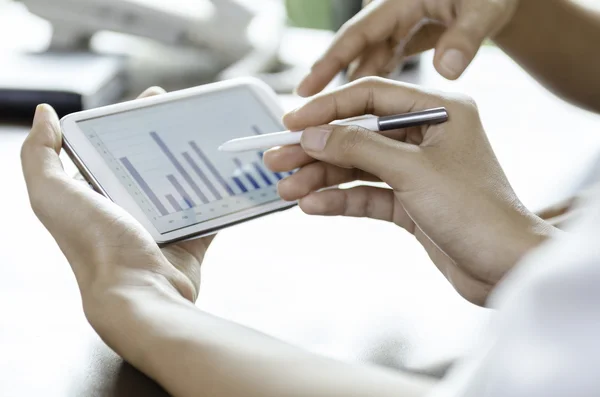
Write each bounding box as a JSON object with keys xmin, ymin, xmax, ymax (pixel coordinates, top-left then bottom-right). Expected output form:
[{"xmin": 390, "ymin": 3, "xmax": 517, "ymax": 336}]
[{"xmin": 76, "ymin": 86, "xmax": 289, "ymax": 233}]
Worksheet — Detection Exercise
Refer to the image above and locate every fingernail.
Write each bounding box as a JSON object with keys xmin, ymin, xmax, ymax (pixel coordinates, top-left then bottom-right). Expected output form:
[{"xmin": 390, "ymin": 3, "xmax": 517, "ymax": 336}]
[
  {"xmin": 295, "ymin": 84, "xmax": 308, "ymax": 98},
  {"xmin": 439, "ymin": 49, "xmax": 467, "ymax": 78},
  {"xmin": 296, "ymin": 74, "xmax": 314, "ymax": 97},
  {"xmin": 282, "ymin": 109, "xmax": 298, "ymax": 129},
  {"xmin": 33, "ymin": 104, "xmax": 48, "ymax": 124},
  {"xmin": 302, "ymin": 126, "xmax": 332, "ymax": 152}
]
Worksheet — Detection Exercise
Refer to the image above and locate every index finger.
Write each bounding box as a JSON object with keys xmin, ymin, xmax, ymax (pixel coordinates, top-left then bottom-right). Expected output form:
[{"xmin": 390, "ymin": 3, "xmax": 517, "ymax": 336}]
[
  {"xmin": 296, "ymin": 1, "xmax": 423, "ymax": 97},
  {"xmin": 285, "ymin": 77, "xmax": 446, "ymax": 131}
]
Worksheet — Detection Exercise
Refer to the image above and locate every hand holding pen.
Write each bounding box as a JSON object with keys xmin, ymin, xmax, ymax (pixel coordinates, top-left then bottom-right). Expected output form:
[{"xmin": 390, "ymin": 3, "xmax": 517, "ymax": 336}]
[
  {"xmin": 219, "ymin": 108, "xmax": 449, "ymax": 152},
  {"xmin": 261, "ymin": 78, "xmax": 550, "ymax": 306}
]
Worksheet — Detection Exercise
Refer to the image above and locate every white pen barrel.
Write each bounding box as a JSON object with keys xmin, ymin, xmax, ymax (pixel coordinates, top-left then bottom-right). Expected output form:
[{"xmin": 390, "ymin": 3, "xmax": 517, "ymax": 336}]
[
  {"xmin": 219, "ymin": 109, "xmax": 447, "ymax": 152},
  {"xmin": 334, "ymin": 116, "xmax": 379, "ymax": 131},
  {"xmin": 219, "ymin": 130, "xmax": 303, "ymax": 152},
  {"xmin": 270, "ymin": 131, "xmax": 303, "ymax": 146},
  {"xmin": 220, "ymin": 116, "xmax": 380, "ymax": 152}
]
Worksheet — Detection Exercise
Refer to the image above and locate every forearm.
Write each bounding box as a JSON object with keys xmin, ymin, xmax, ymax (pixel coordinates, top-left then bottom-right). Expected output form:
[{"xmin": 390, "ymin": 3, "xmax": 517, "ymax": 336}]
[
  {"xmin": 89, "ymin": 284, "xmax": 435, "ymax": 397},
  {"xmin": 494, "ymin": 0, "xmax": 600, "ymax": 112}
]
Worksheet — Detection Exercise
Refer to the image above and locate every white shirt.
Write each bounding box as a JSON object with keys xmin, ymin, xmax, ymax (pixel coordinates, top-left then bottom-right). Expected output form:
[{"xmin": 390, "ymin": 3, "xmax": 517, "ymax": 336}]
[{"xmin": 431, "ymin": 162, "xmax": 600, "ymax": 397}]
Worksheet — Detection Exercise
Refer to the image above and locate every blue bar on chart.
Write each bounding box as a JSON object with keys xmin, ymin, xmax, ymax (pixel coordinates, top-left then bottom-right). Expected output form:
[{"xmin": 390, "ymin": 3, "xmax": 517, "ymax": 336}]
[
  {"xmin": 120, "ymin": 157, "xmax": 169, "ymax": 216},
  {"xmin": 232, "ymin": 176, "xmax": 248, "ymax": 193},
  {"xmin": 167, "ymin": 175, "xmax": 195, "ymax": 208},
  {"xmin": 189, "ymin": 141, "xmax": 235, "ymax": 197},
  {"xmin": 165, "ymin": 194, "xmax": 182, "ymax": 212},
  {"xmin": 257, "ymin": 152, "xmax": 283, "ymax": 180},
  {"xmin": 150, "ymin": 132, "xmax": 209, "ymax": 205},
  {"xmin": 234, "ymin": 158, "xmax": 260, "ymax": 189},
  {"xmin": 252, "ymin": 162, "xmax": 272, "ymax": 186},
  {"xmin": 182, "ymin": 152, "xmax": 223, "ymax": 201}
]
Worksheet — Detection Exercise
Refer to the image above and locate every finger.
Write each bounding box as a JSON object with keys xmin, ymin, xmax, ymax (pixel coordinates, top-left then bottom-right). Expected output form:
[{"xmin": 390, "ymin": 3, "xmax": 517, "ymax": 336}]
[
  {"xmin": 402, "ymin": 22, "xmax": 446, "ymax": 58},
  {"xmin": 348, "ymin": 42, "xmax": 394, "ymax": 81},
  {"xmin": 301, "ymin": 124, "xmax": 423, "ymax": 187},
  {"xmin": 21, "ymin": 105, "xmax": 99, "ymax": 287},
  {"xmin": 302, "ymin": 120, "xmax": 427, "ymax": 187},
  {"xmin": 277, "ymin": 161, "xmax": 379, "ymax": 202},
  {"xmin": 138, "ymin": 86, "xmax": 167, "ymax": 98},
  {"xmin": 434, "ymin": 3, "xmax": 512, "ymax": 79},
  {"xmin": 299, "ymin": 185, "xmax": 396, "ymax": 222},
  {"xmin": 375, "ymin": 22, "xmax": 447, "ymax": 78},
  {"xmin": 263, "ymin": 145, "xmax": 314, "ymax": 173},
  {"xmin": 22, "ymin": 105, "xmax": 126, "ymax": 224},
  {"xmin": 302, "ymin": 184, "xmax": 416, "ymax": 234},
  {"xmin": 21, "ymin": 105, "xmax": 71, "ymax": 209},
  {"xmin": 296, "ymin": 1, "xmax": 424, "ymax": 97},
  {"xmin": 21, "ymin": 105, "xmax": 111, "ymax": 272},
  {"xmin": 285, "ymin": 77, "xmax": 446, "ymax": 132}
]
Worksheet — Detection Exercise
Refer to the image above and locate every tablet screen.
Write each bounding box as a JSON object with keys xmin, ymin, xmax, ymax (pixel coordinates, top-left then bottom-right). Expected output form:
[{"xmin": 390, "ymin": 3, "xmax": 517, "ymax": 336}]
[{"xmin": 76, "ymin": 86, "xmax": 287, "ymax": 234}]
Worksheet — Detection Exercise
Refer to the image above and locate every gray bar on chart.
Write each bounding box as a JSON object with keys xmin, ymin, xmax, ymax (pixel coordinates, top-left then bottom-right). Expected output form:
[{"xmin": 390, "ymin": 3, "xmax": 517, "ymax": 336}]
[
  {"xmin": 150, "ymin": 132, "xmax": 209, "ymax": 204},
  {"xmin": 120, "ymin": 157, "xmax": 168, "ymax": 216},
  {"xmin": 166, "ymin": 194, "xmax": 182, "ymax": 212},
  {"xmin": 182, "ymin": 152, "xmax": 222, "ymax": 201},
  {"xmin": 167, "ymin": 175, "xmax": 196, "ymax": 208},
  {"xmin": 189, "ymin": 141, "xmax": 236, "ymax": 196}
]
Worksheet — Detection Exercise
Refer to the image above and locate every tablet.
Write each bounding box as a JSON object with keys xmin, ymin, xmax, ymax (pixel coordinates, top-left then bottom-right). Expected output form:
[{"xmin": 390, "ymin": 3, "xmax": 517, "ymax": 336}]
[{"xmin": 61, "ymin": 78, "xmax": 296, "ymax": 245}]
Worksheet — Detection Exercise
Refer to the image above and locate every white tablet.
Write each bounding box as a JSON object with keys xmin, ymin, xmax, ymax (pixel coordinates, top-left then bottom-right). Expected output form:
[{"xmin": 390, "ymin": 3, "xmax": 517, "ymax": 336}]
[{"xmin": 61, "ymin": 78, "xmax": 296, "ymax": 245}]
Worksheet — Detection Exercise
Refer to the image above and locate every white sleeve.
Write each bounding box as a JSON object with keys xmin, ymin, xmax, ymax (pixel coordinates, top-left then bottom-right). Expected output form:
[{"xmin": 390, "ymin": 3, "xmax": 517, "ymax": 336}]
[{"xmin": 428, "ymin": 186, "xmax": 600, "ymax": 397}]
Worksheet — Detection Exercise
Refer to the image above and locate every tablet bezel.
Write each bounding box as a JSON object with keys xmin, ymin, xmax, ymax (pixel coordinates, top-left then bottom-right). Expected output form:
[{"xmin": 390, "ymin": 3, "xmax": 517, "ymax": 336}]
[{"xmin": 60, "ymin": 78, "xmax": 296, "ymax": 245}]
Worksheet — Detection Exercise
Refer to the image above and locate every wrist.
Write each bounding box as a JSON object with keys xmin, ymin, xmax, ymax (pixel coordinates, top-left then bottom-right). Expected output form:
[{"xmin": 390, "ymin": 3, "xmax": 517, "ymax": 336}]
[
  {"xmin": 468, "ymin": 209, "xmax": 557, "ymax": 306},
  {"xmin": 81, "ymin": 256, "xmax": 197, "ymax": 305},
  {"xmin": 504, "ymin": 208, "xmax": 558, "ymax": 271},
  {"xmin": 81, "ymin": 270, "xmax": 191, "ymax": 325},
  {"xmin": 81, "ymin": 278, "xmax": 192, "ymax": 363}
]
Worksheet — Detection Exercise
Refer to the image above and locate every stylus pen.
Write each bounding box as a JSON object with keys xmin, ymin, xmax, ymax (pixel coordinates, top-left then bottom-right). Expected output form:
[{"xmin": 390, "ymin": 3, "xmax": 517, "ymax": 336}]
[{"xmin": 218, "ymin": 107, "xmax": 449, "ymax": 152}]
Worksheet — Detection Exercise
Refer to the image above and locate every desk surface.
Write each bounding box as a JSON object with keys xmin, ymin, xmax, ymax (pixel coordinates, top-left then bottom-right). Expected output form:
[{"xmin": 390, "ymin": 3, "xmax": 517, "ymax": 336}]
[{"xmin": 2, "ymin": 48, "xmax": 600, "ymax": 396}]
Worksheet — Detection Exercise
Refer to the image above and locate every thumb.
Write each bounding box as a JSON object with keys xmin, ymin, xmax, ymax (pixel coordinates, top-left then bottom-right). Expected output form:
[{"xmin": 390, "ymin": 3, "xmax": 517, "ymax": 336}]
[
  {"xmin": 300, "ymin": 124, "xmax": 420, "ymax": 186},
  {"xmin": 21, "ymin": 104, "xmax": 67, "ymax": 188},
  {"xmin": 433, "ymin": 4, "xmax": 509, "ymax": 79},
  {"xmin": 21, "ymin": 104, "xmax": 74, "ymax": 223}
]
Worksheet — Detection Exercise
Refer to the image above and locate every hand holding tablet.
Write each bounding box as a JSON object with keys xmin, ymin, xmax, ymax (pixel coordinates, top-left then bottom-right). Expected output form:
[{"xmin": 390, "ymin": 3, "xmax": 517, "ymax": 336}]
[{"xmin": 60, "ymin": 78, "xmax": 294, "ymax": 245}]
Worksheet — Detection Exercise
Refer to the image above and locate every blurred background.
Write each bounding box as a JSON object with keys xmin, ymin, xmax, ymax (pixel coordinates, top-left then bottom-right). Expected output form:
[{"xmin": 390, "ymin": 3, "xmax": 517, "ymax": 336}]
[
  {"xmin": 1, "ymin": 0, "xmax": 598, "ymax": 121},
  {"xmin": 287, "ymin": 0, "xmax": 362, "ymax": 30},
  {"xmin": 0, "ymin": 0, "xmax": 387, "ymax": 121}
]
